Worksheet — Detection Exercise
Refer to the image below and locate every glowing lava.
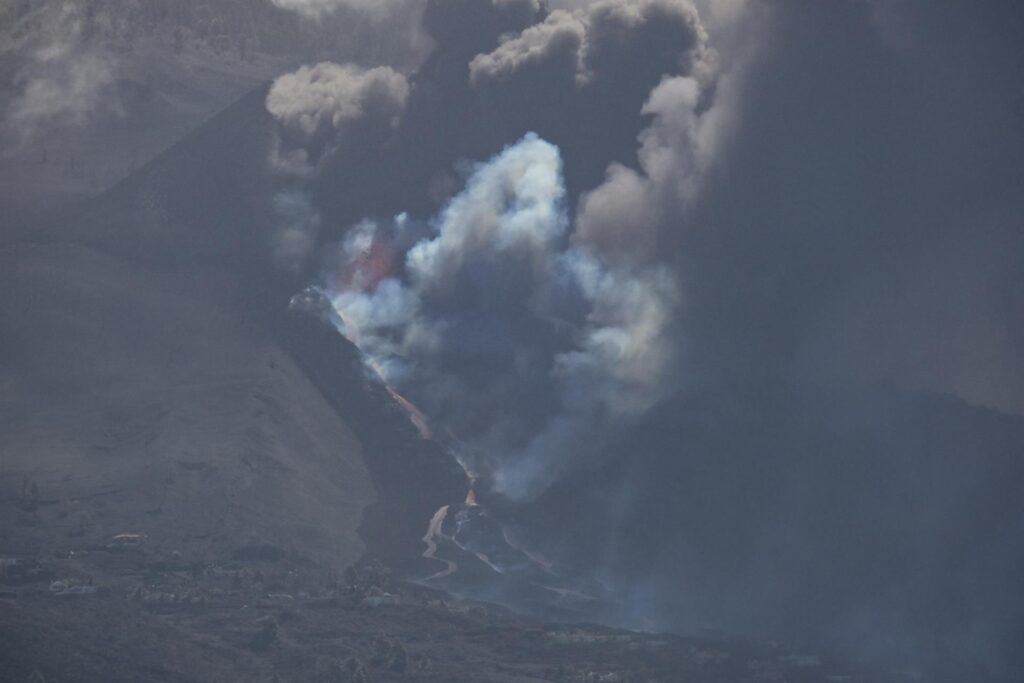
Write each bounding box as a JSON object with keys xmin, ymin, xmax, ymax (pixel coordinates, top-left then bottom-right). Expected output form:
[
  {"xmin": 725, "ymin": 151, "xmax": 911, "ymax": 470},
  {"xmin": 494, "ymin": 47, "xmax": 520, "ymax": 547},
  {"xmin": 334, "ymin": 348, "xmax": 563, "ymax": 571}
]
[
  {"xmin": 383, "ymin": 383, "xmax": 433, "ymax": 440},
  {"xmin": 332, "ymin": 306, "xmax": 433, "ymax": 440},
  {"xmin": 335, "ymin": 236, "xmax": 396, "ymax": 293},
  {"xmin": 422, "ymin": 504, "xmax": 457, "ymax": 580}
]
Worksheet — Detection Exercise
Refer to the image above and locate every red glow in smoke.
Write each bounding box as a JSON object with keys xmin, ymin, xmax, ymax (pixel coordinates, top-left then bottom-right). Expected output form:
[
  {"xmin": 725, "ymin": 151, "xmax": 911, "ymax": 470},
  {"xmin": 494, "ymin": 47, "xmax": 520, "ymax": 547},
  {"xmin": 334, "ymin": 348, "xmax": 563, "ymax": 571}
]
[{"xmin": 336, "ymin": 239, "xmax": 396, "ymax": 293}]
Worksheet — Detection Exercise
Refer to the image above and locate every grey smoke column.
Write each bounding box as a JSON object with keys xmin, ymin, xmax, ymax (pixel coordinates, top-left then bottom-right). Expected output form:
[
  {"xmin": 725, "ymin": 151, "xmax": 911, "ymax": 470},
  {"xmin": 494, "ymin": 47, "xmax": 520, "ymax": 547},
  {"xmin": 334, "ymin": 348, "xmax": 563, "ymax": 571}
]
[
  {"xmin": 264, "ymin": 0, "xmax": 719, "ymax": 498},
  {"xmin": 266, "ymin": 62, "xmax": 410, "ymax": 177},
  {"xmin": 321, "ymin": 133, "xmax": 681, "ymax": 498},
  {"xmin": 255, "ymin": 0, "xmax": 1024, "ymax": 675}
]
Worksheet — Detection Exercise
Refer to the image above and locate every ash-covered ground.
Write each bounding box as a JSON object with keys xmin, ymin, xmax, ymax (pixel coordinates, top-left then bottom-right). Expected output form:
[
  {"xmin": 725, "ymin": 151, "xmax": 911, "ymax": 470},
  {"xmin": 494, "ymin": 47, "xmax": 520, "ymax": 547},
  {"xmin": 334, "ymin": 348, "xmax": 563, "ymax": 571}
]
[{"xmin": 0, "ymin": 533, "xmax": 901, "ymax": 683}]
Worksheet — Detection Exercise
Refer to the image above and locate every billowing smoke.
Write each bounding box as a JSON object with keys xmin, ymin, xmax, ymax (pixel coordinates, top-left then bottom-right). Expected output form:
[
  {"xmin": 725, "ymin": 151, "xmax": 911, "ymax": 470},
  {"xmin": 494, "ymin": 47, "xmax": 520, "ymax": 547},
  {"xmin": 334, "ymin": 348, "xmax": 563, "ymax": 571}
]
[
  {"xmin": 4, "ymin": 3, "xmax": 120, "ymax": 144},
  {"xmin": 266, "ymin": 62, "xmax": 410, "ymax": 177},
  {"xmin": 577, "ymin": 75, "xmax": 713, "ymax": 261},
  {"xmin": 324, "ymin": 134, "xmax": 680, "ymax": 498},
  {"xmin": 470, "ymin": 0, "xmax": 708, "ymax": 88},
  {"xmin": 261, "ymin": 0, "xmax": 716, "ymax": 498},
  {"xmin": 262, "ymin": 0, "xmax": 1024, "ymax": 674},
  {"xmin": 265, "ymin": 61, "xmax": 411, "ymax": 274}
]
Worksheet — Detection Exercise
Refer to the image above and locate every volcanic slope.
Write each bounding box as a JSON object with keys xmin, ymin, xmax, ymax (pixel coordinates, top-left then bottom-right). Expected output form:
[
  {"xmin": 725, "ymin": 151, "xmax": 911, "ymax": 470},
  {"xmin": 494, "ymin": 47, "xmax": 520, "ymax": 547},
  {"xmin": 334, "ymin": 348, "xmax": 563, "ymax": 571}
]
[
  {"xmin": 0, "ymin": 83, "xmax": 463, "ymax": 575},
  {"xmin": 0, "ymin": 82, "xmax": 877, "ymax": 683}
]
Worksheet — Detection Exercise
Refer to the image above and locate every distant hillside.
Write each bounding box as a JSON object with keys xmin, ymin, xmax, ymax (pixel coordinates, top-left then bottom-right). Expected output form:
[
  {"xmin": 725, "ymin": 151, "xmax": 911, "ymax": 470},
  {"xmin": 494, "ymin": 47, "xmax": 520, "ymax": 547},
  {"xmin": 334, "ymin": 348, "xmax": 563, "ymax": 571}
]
[
  {"xmin": 0, "ymin": 1, "xmax": 423, "ymax": 69},
  {"xmin": 0, "ymin": 0, "xmax": 426, "ymax": 237},
  {"xmin": 0, "ymin": 75, "xmax": 464, "ymax": 574}
]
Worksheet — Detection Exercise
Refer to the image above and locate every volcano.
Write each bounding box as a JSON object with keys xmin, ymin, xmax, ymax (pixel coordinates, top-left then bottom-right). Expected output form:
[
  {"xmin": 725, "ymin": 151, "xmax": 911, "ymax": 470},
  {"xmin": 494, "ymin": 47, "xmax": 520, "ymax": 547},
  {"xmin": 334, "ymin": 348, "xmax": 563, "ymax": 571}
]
[
  {"xmin": 1, "ymin": 80, "xmax": 468, "ymax": 571},
  {"xmin": 2, "ymin": 46, "xmax": 1023, "ymax": 682}
]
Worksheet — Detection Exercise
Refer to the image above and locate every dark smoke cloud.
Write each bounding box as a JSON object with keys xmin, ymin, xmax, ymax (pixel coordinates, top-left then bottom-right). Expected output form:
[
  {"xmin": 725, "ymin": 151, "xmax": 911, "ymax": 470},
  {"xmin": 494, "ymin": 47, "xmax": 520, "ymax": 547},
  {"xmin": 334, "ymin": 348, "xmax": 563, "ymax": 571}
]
[
  {"xmin": 513, "ymin": 0, "xmax": 1024, "ymax": 677},
  {"xmin": 468, "ymin": 0, "xmax": 710, "ymax": 95},
  {"xmin": 266, "ymin": 62, "xmax": 410, "ymax": 177},
  {"xmin": 423, "ymin": 0, "xmax": 543, "ymax": 53},
  {"xmin": 322, "ymin": 134, "xmax": 681, "ymax": 497},
  {"xmin": 262, "ymin": 0, "xmax": 1024, "ymax": 676},
  {"xmin": 682, "ymin": 0, "xmax": 1024, "ymax": 412},
  {"xmin": 465, "ymin": 0, "xmax": 711, "ymax": 200},
  {"xmin": 575, "ymin": 73, "xmax": 718, "ymax": 262},
  {"xmin": 263, "ymin": 0, "xmax": 714, "ymax": 496}
]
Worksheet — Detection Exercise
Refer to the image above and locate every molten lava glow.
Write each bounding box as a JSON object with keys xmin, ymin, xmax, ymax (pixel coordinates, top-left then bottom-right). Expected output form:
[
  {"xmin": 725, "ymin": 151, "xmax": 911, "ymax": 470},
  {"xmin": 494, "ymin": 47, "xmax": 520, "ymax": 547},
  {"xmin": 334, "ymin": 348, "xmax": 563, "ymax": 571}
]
[
  {"xmin": 384, "ymin": 384, "xmax": 433, "ymax": 440},
  {"xmin": 337, "ymin": 336, "xmax": 432, "ymax": 440},
  {"xmin": 422, "ymin": 505, "xmax": 456, "ymax": 580},
  {"xmin": 335, "ymin": 238, "xmax": 396, "ymax": 294}
]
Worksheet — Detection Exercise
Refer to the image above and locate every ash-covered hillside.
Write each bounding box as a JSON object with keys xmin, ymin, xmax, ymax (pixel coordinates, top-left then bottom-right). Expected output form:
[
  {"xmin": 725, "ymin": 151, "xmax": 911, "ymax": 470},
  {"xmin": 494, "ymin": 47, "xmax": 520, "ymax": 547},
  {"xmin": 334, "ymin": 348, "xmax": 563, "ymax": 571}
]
[
  {"xmin": 0, "ymin": 0, "xmax": 427, "ymax": 236},
  {"xmin": 1, "ymin": 210, "xmax": 459, "ymax": 584}
]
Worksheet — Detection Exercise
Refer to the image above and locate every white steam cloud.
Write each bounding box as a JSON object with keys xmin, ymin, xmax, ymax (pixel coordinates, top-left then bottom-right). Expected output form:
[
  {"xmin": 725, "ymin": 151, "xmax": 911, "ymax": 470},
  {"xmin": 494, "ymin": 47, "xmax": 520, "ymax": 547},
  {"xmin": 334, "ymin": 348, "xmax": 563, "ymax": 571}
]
[{"xmin": 325, "ymin": 134, "xmax": 680, "ymax": 498}]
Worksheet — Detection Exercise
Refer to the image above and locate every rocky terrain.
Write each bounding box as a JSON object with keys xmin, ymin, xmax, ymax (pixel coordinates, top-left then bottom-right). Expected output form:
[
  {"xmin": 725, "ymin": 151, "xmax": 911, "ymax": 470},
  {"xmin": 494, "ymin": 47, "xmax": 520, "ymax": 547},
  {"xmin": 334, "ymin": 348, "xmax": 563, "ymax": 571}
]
[{"xmin": 0, "ymin": 542, "xmax": 906, "ymax": 682}]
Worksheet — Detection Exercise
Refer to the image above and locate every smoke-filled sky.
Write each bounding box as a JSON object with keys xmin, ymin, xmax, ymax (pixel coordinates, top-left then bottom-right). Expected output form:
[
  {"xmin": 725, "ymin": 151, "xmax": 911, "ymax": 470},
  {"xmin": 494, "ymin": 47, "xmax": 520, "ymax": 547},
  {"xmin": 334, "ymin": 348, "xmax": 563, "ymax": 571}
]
[
  {"xmin": 264, "ymin": 0, "xmax": 717, "ymax": 497},
  {"xmin": 5, "ymin": 0, "xmax": 1020, "ymax": 677},
  {"xmin": 260, "ymin": 0, "xmax": 1024, "ymax": 499},
  {"xmin": 255, "ymin": 6, "xmax": 1024, "ymax": 671}
]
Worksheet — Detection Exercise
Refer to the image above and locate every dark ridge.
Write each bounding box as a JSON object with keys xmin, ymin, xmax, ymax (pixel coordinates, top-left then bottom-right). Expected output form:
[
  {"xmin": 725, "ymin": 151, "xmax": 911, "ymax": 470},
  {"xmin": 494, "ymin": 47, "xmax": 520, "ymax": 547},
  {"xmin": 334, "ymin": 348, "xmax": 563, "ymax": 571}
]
[
  {"xmin": 9, "ymin": 73, "xmax": 468, "ymax": 571},
  {"xmin": 279, "ymin": 291, "xmax": 469, "ymax": 571}
]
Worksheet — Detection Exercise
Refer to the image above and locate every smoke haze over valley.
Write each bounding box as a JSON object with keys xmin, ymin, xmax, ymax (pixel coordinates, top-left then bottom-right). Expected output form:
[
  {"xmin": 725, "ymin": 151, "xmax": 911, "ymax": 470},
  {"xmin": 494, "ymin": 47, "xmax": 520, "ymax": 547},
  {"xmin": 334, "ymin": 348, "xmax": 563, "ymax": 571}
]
[{"xmin": 2, "ymin": 1, "xmax": 1023, "ymax": 681}]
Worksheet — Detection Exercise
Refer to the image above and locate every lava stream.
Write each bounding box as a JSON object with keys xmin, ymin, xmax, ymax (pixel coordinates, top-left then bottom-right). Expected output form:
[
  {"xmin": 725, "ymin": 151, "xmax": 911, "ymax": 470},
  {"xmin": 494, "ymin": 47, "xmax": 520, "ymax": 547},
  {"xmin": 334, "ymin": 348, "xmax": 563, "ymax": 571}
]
[
  {"xmin": 383, "ymin": 383, "xmax": 433, "ymax": 439},
  {"xmin": 422, "ymin": 504, "xmax": 457, "ymax": 580}
]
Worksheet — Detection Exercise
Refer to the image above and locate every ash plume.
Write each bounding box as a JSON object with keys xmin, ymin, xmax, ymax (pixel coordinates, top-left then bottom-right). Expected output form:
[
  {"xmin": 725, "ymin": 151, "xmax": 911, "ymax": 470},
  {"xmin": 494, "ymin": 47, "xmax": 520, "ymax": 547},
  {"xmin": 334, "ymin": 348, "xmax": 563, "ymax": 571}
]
[
  {"xmin": 260, "ymin": 0, "xmax": 1024, "ymax": 675},
  {"xmin": 263, "ymin": 0, "xmax": 719, "ymax": 498},
  {"xmin": 324, "ymin": 134, "xmax": 681, "ymax": 498},
  {"xmin": 266, "ymin": 62, "xmax": 410, "ymax": 177},
  {"xmin": 469, "ymin": 0, "xmax": 708, "ymax": 88}
]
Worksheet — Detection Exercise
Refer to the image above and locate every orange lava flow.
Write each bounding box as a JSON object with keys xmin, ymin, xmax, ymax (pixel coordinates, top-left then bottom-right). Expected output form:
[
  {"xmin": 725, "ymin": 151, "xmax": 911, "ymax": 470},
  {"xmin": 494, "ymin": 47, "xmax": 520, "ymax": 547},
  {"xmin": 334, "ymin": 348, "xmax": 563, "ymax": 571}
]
[
  {"xmin": 384, "ymin": 385, "xmax": 433, "ymax": 440},
  {"xmin": 422, "ymin": 505, "xmax": 457, "ymax": 581}
]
